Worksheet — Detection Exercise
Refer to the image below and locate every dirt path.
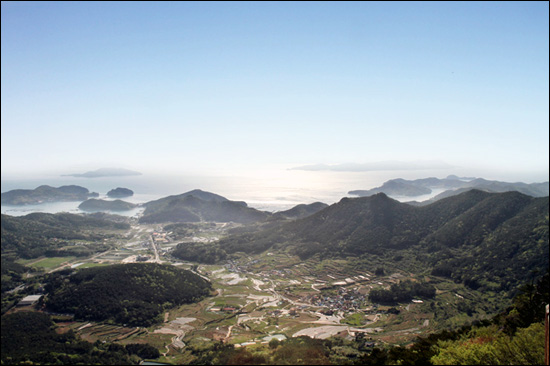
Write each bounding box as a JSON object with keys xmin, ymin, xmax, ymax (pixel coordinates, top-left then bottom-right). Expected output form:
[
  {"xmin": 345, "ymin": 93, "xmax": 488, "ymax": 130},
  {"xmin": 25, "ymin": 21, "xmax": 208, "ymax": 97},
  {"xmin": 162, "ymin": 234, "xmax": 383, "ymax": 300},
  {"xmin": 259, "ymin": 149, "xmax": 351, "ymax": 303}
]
[{"xmin": 224, "ymin": 325, "xmax": 234, "ymax": 343}]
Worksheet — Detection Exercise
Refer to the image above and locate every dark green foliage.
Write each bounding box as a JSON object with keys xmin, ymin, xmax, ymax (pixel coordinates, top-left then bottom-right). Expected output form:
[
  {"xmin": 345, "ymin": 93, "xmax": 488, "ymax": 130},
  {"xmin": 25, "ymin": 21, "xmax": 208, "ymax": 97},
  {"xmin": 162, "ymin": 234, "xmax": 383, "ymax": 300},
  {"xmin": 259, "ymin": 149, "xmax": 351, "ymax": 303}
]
[
  {"xmin": 497, "ymin": 272, "xmax": 549, "ymax": 334},
  {"xmin": 172, "ymin": 242, "xmax": 227, "ymax": 264},
  {"xmin": 369, "ymin": 280, "xmax": 436, "ymax": 304},
  {"xmin": 45, "ymin": 263, "xmax": 212, "ymax": 326},
  {"xmin": 1, "ymin": 213, "xmax": 129, "ymax": 259},
  {"xmin": 125, "ymin": 343, "xmax": 160, "ymax": 359},
  {"xmin": 1, "ymin": 311, "xmax": 136, "ymax": 364},
  {"xmin": 273, "ymin": 336, "xmax": 331, "ymax": 364},
  {"xmin": 269, "ymin": 338, "xmax": 280, "ymax": 349},
  {"xmin": 1, "ymin": 257, "xmax": 27, "ymax": 292}
]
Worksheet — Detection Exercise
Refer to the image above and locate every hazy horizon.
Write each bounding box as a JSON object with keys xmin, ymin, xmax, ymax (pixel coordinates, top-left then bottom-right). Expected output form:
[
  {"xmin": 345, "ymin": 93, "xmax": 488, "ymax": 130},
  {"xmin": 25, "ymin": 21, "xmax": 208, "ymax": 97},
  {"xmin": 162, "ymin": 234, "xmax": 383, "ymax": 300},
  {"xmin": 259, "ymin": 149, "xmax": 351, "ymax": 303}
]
[{"xmin": 2, "ymin": 2, "xmax": 549, "ymax": 185}]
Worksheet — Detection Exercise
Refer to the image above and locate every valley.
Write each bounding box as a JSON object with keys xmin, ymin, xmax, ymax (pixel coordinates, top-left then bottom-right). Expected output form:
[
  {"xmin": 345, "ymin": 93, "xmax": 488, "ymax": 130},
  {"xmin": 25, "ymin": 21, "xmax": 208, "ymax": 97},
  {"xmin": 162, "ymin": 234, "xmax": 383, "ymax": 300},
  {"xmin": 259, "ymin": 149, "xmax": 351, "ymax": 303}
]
[
  {"xmin": 2, "ymin": 188, "xmax": 548, "ymax": 365},
  {"xmin": 4, "ymin": 217, "xmax": 506, "ymax": 364}
]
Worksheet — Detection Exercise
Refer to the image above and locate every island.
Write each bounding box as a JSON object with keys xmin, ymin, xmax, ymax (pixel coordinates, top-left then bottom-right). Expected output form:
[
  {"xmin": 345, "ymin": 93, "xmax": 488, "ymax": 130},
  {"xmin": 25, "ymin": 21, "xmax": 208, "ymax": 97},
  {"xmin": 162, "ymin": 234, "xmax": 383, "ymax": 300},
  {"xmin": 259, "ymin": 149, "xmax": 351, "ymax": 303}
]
[
  {"xmin": 62, "ymin": 167, "xmax": 142, "ymax": 178},
  {"xmin": 78, "ymin": 198, "xmax": 137, "ymax": 212},
  {"xmin": 106, "ymin": 187, "xmax": 134, "ymax": 198},
  {"xmin": 1, "ymin": 185, "xmax": 99, "ymax": 205}
]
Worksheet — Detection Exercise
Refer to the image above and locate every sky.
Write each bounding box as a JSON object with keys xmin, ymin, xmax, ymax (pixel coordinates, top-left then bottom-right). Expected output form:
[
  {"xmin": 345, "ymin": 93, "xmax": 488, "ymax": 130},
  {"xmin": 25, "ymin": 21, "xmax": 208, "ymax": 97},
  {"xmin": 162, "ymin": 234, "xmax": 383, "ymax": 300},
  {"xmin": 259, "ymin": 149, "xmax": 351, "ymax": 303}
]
[{"xmin": 2, "ymin": 1, "xmax": 549, "ymax": 183}]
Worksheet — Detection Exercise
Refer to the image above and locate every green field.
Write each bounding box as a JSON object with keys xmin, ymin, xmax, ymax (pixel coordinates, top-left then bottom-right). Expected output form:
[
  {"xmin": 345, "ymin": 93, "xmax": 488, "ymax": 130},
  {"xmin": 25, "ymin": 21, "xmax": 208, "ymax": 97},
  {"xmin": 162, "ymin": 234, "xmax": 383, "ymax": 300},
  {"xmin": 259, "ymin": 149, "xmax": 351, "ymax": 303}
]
[{"xmin": 30, "ymin": 256, "xmax": 76, "ymax": 270}]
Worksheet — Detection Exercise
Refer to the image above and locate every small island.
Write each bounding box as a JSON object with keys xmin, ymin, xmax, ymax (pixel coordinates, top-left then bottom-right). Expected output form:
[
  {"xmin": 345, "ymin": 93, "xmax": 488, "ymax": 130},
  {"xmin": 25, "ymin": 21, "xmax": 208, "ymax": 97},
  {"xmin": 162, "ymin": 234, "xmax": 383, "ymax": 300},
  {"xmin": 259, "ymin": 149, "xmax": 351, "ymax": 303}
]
[
  {"xmin": 106, "ymin": 187, "xmax": 134, "ymax": 198},
  {"xmin": 62, "ymin": 167, "xmax": 142, "ymax": 178},
  {"xmin": 78, "ymin": 199, "xmax": 137, "ymax": 212}
]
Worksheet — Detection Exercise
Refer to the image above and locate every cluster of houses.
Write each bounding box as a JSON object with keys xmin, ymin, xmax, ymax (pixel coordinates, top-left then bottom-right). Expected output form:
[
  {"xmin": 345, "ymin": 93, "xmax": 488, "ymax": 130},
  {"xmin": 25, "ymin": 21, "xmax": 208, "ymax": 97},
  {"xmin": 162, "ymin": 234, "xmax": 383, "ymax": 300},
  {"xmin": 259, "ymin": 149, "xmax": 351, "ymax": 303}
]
[
  {"xmin": 152, "ymin": 231, "xmax": 170, "ymax": 243},
  {"xmin": 300, "ymin": 286, "xmax": 368, "ymax": 313},
  {"xmin": 208, "ymin": 305, "xmax": 239, "ymax": 313},
  {"xmin": 224, "ymin": 259, "xmax": 262, "ymax": 274}
]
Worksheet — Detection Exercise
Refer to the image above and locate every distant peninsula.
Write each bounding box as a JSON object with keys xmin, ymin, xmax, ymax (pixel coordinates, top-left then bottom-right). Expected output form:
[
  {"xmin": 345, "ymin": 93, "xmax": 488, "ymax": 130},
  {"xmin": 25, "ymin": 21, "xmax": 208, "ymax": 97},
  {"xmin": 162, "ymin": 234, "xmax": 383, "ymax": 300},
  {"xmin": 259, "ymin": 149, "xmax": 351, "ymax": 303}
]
[
  {"xmin": 349, "ymin": 176, "xmax": 549, "ymax": 203},
  {"xmin": 62, "ymin": 168, "xmax": 142, "ymax": 178},
  {"xmin": 1, "ymin": 185, "xmax": 99, "ymax": 205},
  {"xmin": 106, "ymin": 187, "xmax": 134, "ymax": 198},
  {"xmin": 78, "ymin": 199, "xmax": 137, "ymax": 212}
]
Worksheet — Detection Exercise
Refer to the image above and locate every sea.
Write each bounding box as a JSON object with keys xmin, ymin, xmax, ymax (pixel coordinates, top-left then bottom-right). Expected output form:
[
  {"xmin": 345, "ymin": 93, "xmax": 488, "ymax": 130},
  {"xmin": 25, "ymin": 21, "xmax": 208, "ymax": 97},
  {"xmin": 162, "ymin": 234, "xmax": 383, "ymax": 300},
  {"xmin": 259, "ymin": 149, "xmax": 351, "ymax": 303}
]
[{"xmin": 0, "ymin": 169, "xmax": 456, "ymax": 217}]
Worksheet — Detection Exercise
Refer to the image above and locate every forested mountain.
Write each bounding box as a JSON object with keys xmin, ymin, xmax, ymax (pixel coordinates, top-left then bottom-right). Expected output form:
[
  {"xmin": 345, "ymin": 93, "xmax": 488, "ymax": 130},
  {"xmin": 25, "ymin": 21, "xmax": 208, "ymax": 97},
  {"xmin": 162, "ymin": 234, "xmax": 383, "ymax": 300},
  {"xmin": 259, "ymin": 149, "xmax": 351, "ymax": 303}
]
[
  {"xmin": 139, "ymin": 189, "xmax": 270, "ymax": 224},
  {"xmin": 45, "ymin": 263, "xmax": 212, "ymax": 326},
  {"xmin": 78, "ymin": 198, "xmax": 137, "ymax": 212},
  {"xmin": 217, "ymin": 190, "xmax": 549, "ymax": 294},
  {"xmin": 1, "ymin": 185, "xmax": 99, "ymax": 205},
  {"xmin": 349, "ymin": 176, "xmax": 549, "ymax": 202},
  {"xmin": 1, "ymin": 213, "xmax": 129, "ymax": 259}
]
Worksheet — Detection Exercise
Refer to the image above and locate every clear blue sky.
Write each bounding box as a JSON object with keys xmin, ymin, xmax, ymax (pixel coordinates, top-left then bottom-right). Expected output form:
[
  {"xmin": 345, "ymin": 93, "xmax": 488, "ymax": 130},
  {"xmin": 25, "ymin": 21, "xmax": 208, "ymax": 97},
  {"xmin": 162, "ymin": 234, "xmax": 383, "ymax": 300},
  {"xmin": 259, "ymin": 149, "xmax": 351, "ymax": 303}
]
[{"xmin": 2, "ymin": 1, "xmax": 549, "ymax": 181}]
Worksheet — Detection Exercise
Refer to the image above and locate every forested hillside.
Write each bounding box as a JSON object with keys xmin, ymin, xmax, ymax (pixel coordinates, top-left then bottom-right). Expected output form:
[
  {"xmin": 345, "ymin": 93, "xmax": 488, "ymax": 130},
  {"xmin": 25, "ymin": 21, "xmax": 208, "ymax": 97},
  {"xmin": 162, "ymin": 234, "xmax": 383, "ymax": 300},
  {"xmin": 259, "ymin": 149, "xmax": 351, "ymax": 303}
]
[
  {"xmin": 45, "ymin": 263, "xmax": 212, "ymax": 326},
  {"xmin": 216, "ymin": 190, "xmax": 549, "ymax": 294},
  {"xmin": 1, "ymin": 213, "xmax": 129, "ymax": 259},
  {"xmin": 1, "ymin": 311, "xmax": 161, "ymax": 365}
]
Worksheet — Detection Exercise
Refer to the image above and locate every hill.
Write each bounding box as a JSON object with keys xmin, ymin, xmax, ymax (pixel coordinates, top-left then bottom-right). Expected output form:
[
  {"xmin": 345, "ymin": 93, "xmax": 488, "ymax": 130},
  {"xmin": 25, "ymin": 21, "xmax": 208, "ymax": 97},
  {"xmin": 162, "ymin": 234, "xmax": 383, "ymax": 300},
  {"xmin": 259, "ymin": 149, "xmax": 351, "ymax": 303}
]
[
  {"xmin": 45, "ymin": 263, "xmax": 212, "ymax": 326},
  {"xmin": 0, "ymin": 311, "xmax": 140, "ymax": 365},
  {"xmin": 272, "ymin": 202, "xmax": 329, "ymax": 220},
  {"xmin": 79, "ymin": 198, "xmax": 137, "ymax": 212},
  {"xmin": 106, "ymin": 187, "xmax": 134, "ymax": 198},
  {"xmin": 1, "ymin": 185, "xmax": 99, "ymax": 205},
  {"xmin": 139, "ymin": 189, "xmax": 270, "ymax": 224},
  {"xmin": 217, "ymin": 190, "xmax": 549, "ymax": 294},
  {"xmin": 349, "ymin": 176, "xmax": 549, "ymax": 201}
]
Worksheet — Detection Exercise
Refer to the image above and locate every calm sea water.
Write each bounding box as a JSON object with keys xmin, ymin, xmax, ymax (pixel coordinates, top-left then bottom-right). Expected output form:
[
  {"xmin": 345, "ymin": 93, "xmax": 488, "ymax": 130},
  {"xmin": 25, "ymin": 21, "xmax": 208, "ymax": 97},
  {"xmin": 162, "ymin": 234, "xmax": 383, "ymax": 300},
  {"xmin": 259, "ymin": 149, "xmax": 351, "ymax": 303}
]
[{"xmin": 1, "ymin": 170, "xmax": 451, "ymax": 217}]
